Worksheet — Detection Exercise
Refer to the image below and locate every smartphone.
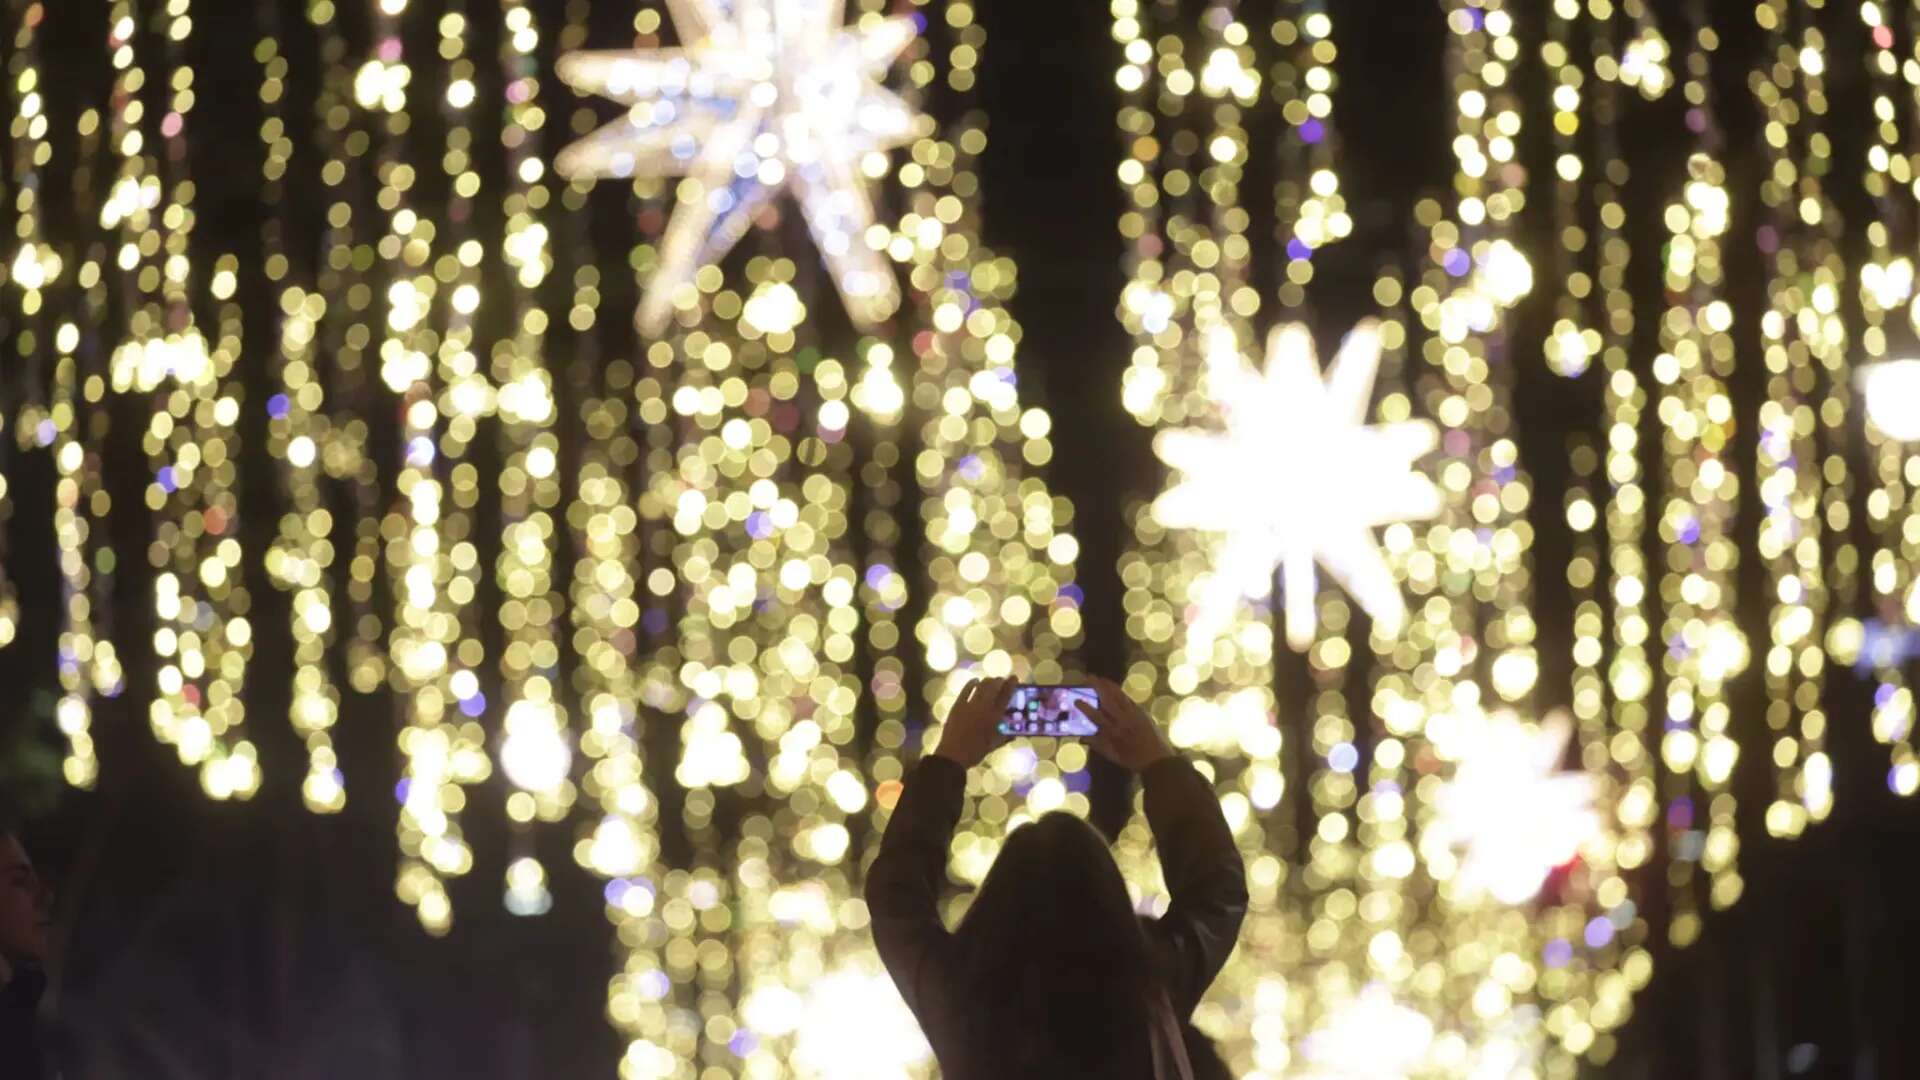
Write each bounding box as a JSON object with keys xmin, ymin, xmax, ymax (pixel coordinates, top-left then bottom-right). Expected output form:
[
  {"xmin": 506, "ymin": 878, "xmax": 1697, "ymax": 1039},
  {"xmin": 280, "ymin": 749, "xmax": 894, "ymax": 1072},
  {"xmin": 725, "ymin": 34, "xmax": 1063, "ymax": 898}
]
[{"xmin": 997, "ymin": 685, "xmax": 1100, "ymax": 737}]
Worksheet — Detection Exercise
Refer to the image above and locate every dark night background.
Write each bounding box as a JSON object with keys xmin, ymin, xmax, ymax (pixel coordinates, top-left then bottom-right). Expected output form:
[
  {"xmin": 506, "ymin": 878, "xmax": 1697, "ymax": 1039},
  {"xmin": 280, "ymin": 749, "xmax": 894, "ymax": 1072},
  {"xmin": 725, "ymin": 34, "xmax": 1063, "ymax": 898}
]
[{"xmin": 2, "ymin": 0, "xmax": 1919, "ymax": 1076}]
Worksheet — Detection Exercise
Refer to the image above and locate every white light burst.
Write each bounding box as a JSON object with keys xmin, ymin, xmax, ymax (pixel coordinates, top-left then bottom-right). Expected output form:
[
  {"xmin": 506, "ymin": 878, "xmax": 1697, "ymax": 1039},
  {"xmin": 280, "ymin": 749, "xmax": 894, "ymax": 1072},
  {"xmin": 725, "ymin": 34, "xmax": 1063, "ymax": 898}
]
[
  {"xmin": 1152, "ymin": 320, "xmax": 1442, "ymax": 651},
  {"xmin": 1862, "ymin": 358, "xmax": 1920, "ymax": 441},
  {"xmin": 789, "ymin": 969, "xmax": 931, "ymax": 1078},
  {"xmin": 1425, "ymin": 703, "xmax": 1601, "ymax": 906},
  {"xmin": 555, "ymin": 0, "xmax": 921, "ymax": 333},
  {"xmin": 1301, "ymin": 983, "xmax": 1436, "ymax": 1079}
]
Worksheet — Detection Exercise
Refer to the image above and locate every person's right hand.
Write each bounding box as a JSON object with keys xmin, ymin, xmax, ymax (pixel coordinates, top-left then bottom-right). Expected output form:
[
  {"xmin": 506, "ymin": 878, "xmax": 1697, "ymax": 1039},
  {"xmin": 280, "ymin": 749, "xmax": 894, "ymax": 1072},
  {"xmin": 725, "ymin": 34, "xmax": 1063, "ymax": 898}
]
[
  {"xmin": 933, "ymin": 676, "xmax": 1014, "ymax": 769},
  {"xmin": 1077, "ymin": 675, "xmax": 1175, "ymax": 773}
]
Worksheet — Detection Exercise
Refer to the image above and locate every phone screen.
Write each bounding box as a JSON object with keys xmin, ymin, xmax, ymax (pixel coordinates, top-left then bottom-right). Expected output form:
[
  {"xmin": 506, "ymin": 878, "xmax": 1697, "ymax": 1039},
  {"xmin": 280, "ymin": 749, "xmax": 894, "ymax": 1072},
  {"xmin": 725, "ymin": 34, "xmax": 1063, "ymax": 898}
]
[{"xmin": 997, "ymin": 685, "xmax": 1100, "ymax": 737}]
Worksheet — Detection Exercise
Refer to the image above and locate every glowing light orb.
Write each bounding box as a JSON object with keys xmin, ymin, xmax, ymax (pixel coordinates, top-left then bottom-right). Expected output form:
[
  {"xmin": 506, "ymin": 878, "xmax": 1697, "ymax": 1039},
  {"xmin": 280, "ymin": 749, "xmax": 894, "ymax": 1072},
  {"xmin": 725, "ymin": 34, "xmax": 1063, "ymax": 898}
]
[
  {"xmin": 1863, "ymin": 359, "xmax": 1920, "ymax": 441},
  {"xmin": 500, "ymin": 700, "xmax": 573, "ymax": 794}
]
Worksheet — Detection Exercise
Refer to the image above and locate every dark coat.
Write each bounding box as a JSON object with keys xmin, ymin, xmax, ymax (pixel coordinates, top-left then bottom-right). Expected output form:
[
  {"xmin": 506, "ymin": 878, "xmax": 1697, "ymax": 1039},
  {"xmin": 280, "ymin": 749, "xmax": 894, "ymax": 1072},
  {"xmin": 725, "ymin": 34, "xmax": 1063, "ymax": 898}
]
[
  {"xmin": 865, "ymin": 755, "xmax": 1249, "ymax": 1079},
  {"xmin": 0, "ymin": 966, "xmax": 49, "ymax": 1080}
]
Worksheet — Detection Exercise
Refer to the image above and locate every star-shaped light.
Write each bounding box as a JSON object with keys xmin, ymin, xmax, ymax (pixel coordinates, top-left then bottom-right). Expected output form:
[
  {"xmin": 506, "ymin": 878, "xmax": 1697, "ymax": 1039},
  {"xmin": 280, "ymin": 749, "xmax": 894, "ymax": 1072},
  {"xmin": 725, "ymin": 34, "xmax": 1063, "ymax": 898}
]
[
  {"xmin": 1424, "ymin": 705, "xmax": 1601, "ymax": 905},
  {"xmin": 555, "ymin": 0, "xmax": 921, "ymax": 333},
  {"xmin": 1152, "ymin": 320, "xmax": 1442, "ymax": 651}
]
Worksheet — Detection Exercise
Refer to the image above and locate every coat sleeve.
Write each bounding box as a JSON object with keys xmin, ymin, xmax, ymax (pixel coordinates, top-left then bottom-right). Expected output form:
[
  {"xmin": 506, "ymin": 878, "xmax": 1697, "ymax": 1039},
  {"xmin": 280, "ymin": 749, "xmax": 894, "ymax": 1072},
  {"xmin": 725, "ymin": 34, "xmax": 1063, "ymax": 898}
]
[
  {"xmin": 864, "ymin": 754, "xmax": 968, "ymax": 1029},
  {"xmin": 1140, "ymin": 755, "xmax": 1249, "ymax": 1014}
]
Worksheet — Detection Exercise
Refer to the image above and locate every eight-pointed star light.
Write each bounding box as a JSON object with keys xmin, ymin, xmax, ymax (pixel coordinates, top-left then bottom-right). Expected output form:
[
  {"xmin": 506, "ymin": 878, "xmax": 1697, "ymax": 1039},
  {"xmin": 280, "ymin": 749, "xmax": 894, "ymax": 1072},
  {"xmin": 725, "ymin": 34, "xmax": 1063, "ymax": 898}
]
[
  {"xmin": 555, "ymin": 0, "xmax": 920, "ymax": 333},
  {"xmin": 1152, "ymin": 320, "xmax": 1443, "ymax": 651}
]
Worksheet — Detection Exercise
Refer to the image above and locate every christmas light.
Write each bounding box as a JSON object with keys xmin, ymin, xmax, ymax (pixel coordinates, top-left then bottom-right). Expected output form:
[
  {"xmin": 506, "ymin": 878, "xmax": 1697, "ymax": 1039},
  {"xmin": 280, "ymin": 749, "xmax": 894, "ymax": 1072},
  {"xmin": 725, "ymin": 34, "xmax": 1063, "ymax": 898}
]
[
  {"xmin": 555, "ymin": 0, "xmax": 922, "ymax": 332},
  {"xmin": 0, "ymin": 2, "xmax": 1912, "ymax": 1076},
  {"xmin": 1863, "ymin": 360, "xmax": 1920, "ymax": 441},
  {"xmin": 1425, "ymin": 704, "xmax": 1601, "ymax": 906},
  {"xmin": 1152, "ymin": 321, "xmax": 1441, "ymax": 652}
]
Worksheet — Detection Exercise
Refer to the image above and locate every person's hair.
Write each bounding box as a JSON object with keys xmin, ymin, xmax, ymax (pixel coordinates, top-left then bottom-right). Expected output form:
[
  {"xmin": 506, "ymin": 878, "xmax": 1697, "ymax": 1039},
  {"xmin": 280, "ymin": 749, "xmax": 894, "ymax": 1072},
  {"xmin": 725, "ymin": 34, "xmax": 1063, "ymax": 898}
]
[{"xmin": 951, "ymin": 811, "xmax": 1157, "ymax": 1078}]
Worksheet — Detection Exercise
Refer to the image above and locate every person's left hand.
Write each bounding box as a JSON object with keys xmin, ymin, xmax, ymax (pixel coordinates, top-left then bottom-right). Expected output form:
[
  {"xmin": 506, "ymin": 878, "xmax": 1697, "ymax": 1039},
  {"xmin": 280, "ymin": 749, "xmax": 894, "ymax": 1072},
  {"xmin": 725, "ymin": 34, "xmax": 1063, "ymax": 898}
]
[{"xmin": 933, "ymin": 676, "xmax": 1014, "ymax": 768}]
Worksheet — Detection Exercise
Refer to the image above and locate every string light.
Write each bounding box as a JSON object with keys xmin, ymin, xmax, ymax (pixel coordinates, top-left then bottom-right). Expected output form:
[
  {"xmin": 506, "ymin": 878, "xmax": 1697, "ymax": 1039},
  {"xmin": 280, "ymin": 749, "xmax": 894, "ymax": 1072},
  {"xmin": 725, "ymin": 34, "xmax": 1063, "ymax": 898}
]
[
  {"xmin": 0, "ymin": 446, "xmax": 14, "ymax": 655},
  {"xmin": 376, "ymin": 0, "xmax": 484, "ymax": 937},
  {"xmin": 64, "ymin": 86, "xmax": 129, "ymax": 780},
  {"xmin": 1351, "ymin": 273, "xmax": 1417, "ymax": 1076},
  {"xmin": 1110, "ymin": 6, "xmax": 1292, "ymax": 1069},
  {"xmin": 1565, "ymin": 18, "xmax": 1659, "ymax": 1055},
  {"xmin": 902, "ymin": 15, "xmax": 1084, "ymax": 788},
  {"xmin": 1616, "ymin": 1, "xmax": 1673, "ymax": 102},
  {"xmin": 1, "ymin": 2, "xmax": 1917, "ymax": 1076},
  {"xmin": 1270, "ymin": 0, "xmax": 1348, "ymax": 309},
  {"xmin": 1653, "ymin": 16, "xmax": 1744, "ymax": 944},
  {"xmin": 313, "ymin": 0, "xmax": 387, "ymax": 703},
  {"xmin": 495, "ymin": 0, "xmax": 570, "ymax": 919},
  {"xmin": 1416, "ymin": 2, "xmax": 1563, "ymax": 1065},
  {"xmin": 0, "ymin": 440, "xmax": 12, "ymax": 651},
  {"xmin": 1543, "ymin": 0, "xmax": 1600, "ymax": 378},
  {"xmin": 1751, "ymin": 0, "xmax": 1841, "ymax": 839},
  {"xmin": 547, "ymin": 2, "xmax": 677, "ymax": 1061},
  {"xmin": 105, "ymin": 0, "xmax": 261, "ymax": 800},
  {"xmin": 0, "ymin": 0, "xmax": 55, "ymax": 655},
  {"xmin": 1853, "ymin": 0, "xmax": 1920, "ymax": 796},
  {"xmin": 48, "ymin": 323, "xmax": 106, "ymax": 789},
  {"xmin": 257, "ymin": 17, "xmax": 346, "ymax": 816}
]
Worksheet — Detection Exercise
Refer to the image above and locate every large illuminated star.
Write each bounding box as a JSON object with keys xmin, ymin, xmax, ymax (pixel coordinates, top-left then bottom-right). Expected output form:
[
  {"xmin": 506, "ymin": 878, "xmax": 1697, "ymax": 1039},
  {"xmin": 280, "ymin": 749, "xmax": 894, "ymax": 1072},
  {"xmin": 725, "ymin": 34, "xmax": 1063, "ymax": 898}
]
[
  {"xmin": 555, "ymin": 0, "xmax": 920, "ymax": 333},
  {"xmin": 1152, "ymin": 321, "xmax": 1442, "ymax": 651},
  {"xmin": 1424, "ymin": 706, "xmax": 1601, "ymax": 905}
]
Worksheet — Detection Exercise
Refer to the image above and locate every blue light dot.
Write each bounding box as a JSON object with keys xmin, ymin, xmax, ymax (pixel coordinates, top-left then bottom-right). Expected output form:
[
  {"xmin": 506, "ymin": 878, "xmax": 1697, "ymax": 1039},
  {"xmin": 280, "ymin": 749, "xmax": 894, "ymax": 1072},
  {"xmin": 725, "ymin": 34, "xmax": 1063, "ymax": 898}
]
[{"xmin": 1328, "ymin": 742, "xmax": 1358, "ymax": 773}]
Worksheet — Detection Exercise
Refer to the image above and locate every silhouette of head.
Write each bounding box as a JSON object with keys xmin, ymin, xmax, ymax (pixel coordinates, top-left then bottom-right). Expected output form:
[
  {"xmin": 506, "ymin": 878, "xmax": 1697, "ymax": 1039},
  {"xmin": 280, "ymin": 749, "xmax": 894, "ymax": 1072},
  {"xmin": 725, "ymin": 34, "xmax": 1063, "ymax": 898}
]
[
  {"xmin": 952, "ymin": 811, "xmax": 1155, "ymax": 1076},
  {"xmin": 0, "ymin": 824, "xmax": 51, "ymax": 969}
]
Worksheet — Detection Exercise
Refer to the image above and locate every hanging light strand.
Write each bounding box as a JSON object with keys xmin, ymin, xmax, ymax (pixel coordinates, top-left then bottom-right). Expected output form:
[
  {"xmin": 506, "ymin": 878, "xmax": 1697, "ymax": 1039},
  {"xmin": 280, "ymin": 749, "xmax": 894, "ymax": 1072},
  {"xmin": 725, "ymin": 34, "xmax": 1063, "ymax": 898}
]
[
  {"xmin": 1752, "ymin": 0, "xmax": 1842, "ymax": 839},
  {"xmin": 1853, "ymin": 0, "xmax": 1920, "ymax": 796},
  {"xmin": 1400, "ymin": 0, "xmax": 1559, "ymax": 1065},
  {"xmin": 1, "ymin": 0, "xmax": 52, "ymax": 655},
  {"xmin": 1270, "ymin": 0, "xmax": 1349, "ymax": 309},
  {"xmin": 1654, "ymin": 14, "xmax": 1745, "ymax": 946},
  {"xmin": 257, "ymin": 12, "xmax": 348, "ymax": 815},
  {"xmin": 375, "ymin": 0, "xmax": 477, "ymax": 937},
  {"xmin": 316, "ymin": 0, "xmax": 387, "ymax": 705},
  {"xmin": 1579, "ymin": 4, "xmax": 1657, "ymax": 1050},
  {"xmin": 906, "ymin": 86, "xmax": 1086, "ymax": 813},
  {"xmin": 109, "ymin": 0, "xmax": 261, "ymax": 800},
  {"xmin": 494, "ymin": 0, "xmax": 570, "ymax": 920},
  {"xmin": 54, "ymin": 26, "xmax": 133, "ymax": 774},
  {"xmin": 555, "ymin": 1, "xmax": 675, "ymax": 1063},
  {"xmin": 1544, "ymin": 0, "xmax": 1602, "ymax": 378}
]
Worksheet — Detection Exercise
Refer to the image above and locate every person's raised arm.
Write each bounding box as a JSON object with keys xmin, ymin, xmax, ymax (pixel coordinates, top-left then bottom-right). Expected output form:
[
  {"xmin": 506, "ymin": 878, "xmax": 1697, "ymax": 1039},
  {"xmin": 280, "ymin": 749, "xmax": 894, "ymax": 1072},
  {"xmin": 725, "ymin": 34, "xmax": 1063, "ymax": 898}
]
[
  {"xmin": 1078, "ymin": 676, "xmax": 1248, "ymax": 1014},
  {"xmin": 865, "ymin": 677, "xmax": 1013, "ymax": 1022}
]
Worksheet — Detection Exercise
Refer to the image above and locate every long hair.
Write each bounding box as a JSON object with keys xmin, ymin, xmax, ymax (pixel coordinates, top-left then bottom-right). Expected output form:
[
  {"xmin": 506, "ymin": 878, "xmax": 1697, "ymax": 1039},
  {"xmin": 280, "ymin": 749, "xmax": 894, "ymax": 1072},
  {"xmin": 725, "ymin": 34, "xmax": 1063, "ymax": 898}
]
[{"xmin": 951, "ymin": 811, "xmax": 1157, "ymax": 1078}]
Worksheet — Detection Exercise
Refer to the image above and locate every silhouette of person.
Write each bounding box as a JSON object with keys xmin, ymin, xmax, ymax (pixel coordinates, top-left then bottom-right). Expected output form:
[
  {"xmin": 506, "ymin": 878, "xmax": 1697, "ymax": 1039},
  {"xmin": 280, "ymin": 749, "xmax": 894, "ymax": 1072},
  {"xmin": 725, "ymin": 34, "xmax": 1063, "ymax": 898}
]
[
  {"xmin": 0, "ymin": 819, "xmax": 54, "ymax": 1079},
  {"xmin": 867, "ymin": 675, "xmax": 1248, "ymax": 1079}
]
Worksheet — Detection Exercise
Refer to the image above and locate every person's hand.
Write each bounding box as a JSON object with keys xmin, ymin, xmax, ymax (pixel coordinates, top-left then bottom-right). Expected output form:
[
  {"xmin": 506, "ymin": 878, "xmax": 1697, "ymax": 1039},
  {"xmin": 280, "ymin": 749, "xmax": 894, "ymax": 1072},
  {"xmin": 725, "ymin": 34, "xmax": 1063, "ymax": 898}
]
[
  {"xmin": 1077, "ymin": 675, "xmax": 1175, "ymax": 773},
  {"xmin": 933, "ymin": 676, "xmax": 1014, "ymax": 769}
]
